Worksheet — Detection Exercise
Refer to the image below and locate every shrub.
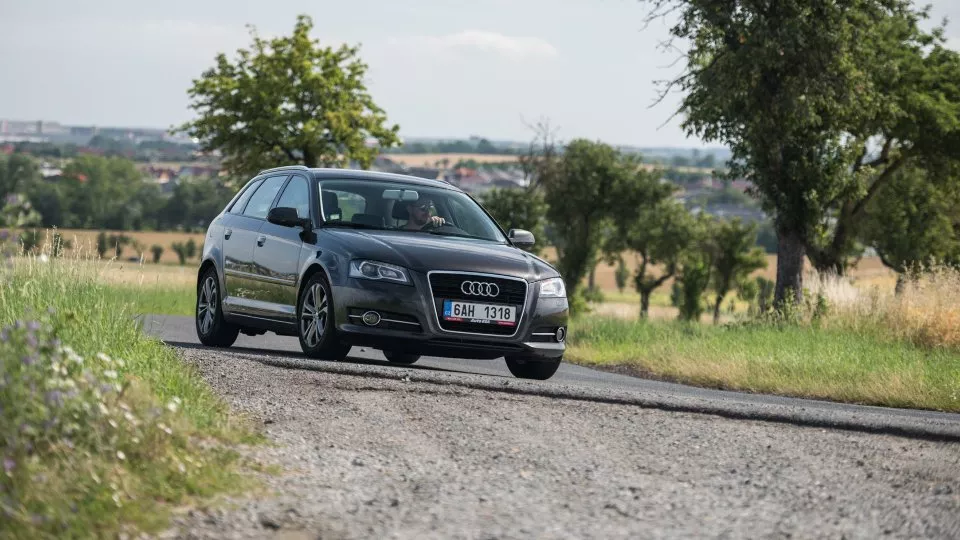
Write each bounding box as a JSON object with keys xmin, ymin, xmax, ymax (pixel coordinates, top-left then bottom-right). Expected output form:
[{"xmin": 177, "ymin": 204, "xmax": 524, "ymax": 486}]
[
  {"xmin": 185, "ymin": 239, "xmax": 197, "ymax": 259},
  {"xmin": 171, "ymin": 242, "xmax": 188, "ymax": 265},
  {"xmin": 150, "ymin": 245, "xmax": 164, "ymax": 264}
]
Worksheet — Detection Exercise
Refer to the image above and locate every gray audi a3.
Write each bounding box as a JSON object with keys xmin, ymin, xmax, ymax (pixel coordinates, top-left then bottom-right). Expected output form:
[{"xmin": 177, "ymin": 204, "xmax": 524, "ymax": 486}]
[{"xmin": 195, "ymin": 166, "xmax": 568, "ymax": 380}]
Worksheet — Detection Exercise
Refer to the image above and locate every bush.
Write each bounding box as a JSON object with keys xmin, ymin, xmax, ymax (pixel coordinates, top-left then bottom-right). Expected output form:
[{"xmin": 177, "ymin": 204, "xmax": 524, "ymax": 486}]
[
  {"xmin": 171, "ymin": 242, "xmax": 188, "ymax": 265},
  {"xmin": 150, "ymin": 245, "xmax": 164, "ymax": 264},
  {"xmin": 185, "ymin": 239, "xmax": 198, "ymax": 259},
  {"xmin": 614, "ymin": 257, "xmax": 629, "ymax": 294}
]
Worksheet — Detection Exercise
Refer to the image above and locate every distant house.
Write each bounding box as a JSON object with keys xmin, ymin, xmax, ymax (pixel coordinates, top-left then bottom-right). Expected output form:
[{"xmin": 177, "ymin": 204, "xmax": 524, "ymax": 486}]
[{"xmin": 406, "ymin": 166, "xmax": 442, "ymax": 180}]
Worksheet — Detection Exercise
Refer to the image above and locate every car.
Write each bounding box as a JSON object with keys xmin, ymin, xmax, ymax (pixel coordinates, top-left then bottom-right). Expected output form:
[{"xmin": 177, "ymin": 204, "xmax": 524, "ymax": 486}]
[{"xmin": 195, "ymin": 166, "xmax": 568, "ymax": 380}]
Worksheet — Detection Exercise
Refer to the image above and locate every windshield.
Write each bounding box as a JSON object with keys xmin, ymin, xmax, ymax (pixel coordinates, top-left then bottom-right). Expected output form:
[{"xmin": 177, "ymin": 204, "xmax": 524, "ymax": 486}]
[{"xmin": 317, "ymin": 178, "xmax": 507, "ymax": 243}]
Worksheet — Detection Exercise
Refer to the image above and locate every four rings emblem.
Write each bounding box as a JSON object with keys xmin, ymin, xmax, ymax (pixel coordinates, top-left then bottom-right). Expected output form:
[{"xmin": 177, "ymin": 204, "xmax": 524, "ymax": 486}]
[{"xmin": 461, "ymin": 281, "xmax": 499, "ymax": 297}]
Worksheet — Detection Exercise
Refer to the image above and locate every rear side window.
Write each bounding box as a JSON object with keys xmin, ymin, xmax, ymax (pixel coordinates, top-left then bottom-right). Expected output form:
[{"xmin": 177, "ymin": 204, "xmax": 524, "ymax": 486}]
[
  {"xmin": 228, "ymin": 179, "xmax": 263, "ymax": 214},
  {"xmin": 241, "ymin": 175, "xmax": 287, "ymax": 219}
]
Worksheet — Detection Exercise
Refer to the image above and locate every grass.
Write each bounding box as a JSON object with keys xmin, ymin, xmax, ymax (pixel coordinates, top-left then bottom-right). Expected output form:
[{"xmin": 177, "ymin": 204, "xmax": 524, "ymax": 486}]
[
  {"xmin": 566, "ymin": 317, "xmax": 960, "ymax": 411},
  {"xmin": 0, "ymin": 254, "xmax": 258, "ymax": 538}
]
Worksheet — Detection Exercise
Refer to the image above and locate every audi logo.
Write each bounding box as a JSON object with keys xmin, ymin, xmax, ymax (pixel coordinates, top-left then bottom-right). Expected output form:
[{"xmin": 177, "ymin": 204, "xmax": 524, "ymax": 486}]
[{"xmin": 461, "ymin": 281, "xmax": 499, "ymax": 297}]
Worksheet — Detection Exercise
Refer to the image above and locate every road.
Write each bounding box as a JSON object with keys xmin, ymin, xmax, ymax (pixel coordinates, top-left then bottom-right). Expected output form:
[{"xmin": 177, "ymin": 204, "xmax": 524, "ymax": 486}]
[{"xmin": 144, "ymin": 316, "xmax": 960, "ymax": 539}]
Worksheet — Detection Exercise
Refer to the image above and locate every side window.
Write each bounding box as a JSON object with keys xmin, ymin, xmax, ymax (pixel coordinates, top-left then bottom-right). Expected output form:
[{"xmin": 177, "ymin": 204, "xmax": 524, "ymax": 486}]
[
  {"xmin": 275, "ymin": 176, "xmax": 310, "ymax": 219},
  {"xmin": 241, "ymin": 175, "xmax": 287, "ymax": 219},
  {"xmin": 228, "ymin": 179, "xmax": 263, "ymax": 214}
]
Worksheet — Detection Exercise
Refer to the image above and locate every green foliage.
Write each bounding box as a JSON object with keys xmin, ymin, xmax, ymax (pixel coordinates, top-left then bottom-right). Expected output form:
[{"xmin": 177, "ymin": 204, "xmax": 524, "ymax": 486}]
[
  {"xmin": 707, "ymin": 218, "xmax": 768, "ymax": 324},
  {"xmin": 171, "ymin": 242, "xmax": 188, "ymax": 266},
  {"xmin": 659, "ymin": 0, "xmax": 960, "ymax": 303},
  {"xmin": 185, "ymin": 238, "xmax": 198, "ymax": 259},
  {"xmin": 674, "ymin": 251, "xmax": 712, "ymax": 322},
  {"xmin": 0, "ymin": 262, "xmax": 253, "ymax": 537},
  {"xmin": 538, "ymin": 139, "xmax": 638, "ymax": 304},
  {"xmin": 150, "ymin": 244, "xmax": 164, "ymax": 264},
  {"xmin": 862, "ymin": 165, "xmax": 960, "ymax": 275},
  {"xmin": 1, "ymin": 193, "xmax": 42, "ymax": 230},
  {"xmin": 0, "ymin": 154, "xmax": 40, "ymax": 199},
  {"xmin": 179, "ymin": 14, "xmax": 400, "ymax": 177},
  {"xmin": 477, "ymin": 187, "xmax": 547, "ymax": 255}
]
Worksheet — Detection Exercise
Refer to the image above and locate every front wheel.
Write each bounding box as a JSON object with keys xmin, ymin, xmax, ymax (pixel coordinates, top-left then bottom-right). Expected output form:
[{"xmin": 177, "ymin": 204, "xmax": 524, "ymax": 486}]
[
  {"xmin": 384, "ymin": 351, "xmax": 420, "ymax": 365},
  {"xmin": 297, "ymin": 272, "xmax": 351, "ymax": 360},
  {"xmin": 504, "ymin": 355, "xmax": 561, "ymax": 380},
  {"xmin": 196, "ymin": 268, "xmax": 239, "ymax": 347}
]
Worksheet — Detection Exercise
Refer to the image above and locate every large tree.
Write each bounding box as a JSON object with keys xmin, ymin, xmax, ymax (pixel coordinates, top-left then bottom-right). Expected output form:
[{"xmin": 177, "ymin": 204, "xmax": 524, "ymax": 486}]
[
  {"xmin": 862, "ymin": 165, "xmax": 960, "ymax": 292},
  {"xmin": 604, "ymin": 170, "xmax": 694, "ymax": 318},
  {"xmin": 180, "ymin": 14, "xmax": 400, "ymax": 178},
  {"xmin": 539, "ymin": 139, "xmax": 636, "ymax": 304},
  {"xmin": 651, "ymin": 0, "xmax": 960, "ymax": 306},
  {"xmin": 478, "ymin": 187, "xmax": 548, "ymax": 255}
]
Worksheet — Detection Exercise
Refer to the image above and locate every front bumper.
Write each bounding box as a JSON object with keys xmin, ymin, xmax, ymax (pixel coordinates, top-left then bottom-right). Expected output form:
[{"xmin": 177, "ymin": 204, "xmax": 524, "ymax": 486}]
[{"xmin": 331, "ymin": 271, "xmax": 568, "ymax": 360}]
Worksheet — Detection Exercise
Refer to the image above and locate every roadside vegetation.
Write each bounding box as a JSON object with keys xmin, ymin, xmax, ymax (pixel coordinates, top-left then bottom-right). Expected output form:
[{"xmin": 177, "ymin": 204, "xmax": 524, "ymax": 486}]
[
  {"xmin": 0, "ymin": 244, "xmax": 258, "ymax": 538},
  {"xmin": 567, "ymin": 266, "xmax": 960, "ymax": 412}
]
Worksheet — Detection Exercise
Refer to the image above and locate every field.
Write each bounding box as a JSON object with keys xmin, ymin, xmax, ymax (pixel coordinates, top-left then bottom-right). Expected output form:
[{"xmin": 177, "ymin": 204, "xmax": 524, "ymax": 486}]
[{"xmin": 49, "ymin": 229, "xmax": 208, "ymax": 265}]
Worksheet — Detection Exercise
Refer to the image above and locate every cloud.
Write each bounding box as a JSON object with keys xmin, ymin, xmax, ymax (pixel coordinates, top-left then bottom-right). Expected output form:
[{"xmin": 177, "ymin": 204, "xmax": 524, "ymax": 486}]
[{"xmin": 390, "ymin": 30, "xmax": 558, "ymax": 61}]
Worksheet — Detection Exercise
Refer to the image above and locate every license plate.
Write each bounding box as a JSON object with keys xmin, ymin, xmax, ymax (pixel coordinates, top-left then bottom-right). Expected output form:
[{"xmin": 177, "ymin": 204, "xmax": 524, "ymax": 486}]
[{"xmin": 442, "ymin": 300, "xmax": 516, "ymax": 326}]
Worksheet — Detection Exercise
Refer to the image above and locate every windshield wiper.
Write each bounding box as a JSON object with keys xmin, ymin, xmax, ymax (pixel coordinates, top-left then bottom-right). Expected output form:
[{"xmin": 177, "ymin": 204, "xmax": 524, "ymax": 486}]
[{"xmin": 424, "ymin": 230, "xmax": 498, "ymax": 242}]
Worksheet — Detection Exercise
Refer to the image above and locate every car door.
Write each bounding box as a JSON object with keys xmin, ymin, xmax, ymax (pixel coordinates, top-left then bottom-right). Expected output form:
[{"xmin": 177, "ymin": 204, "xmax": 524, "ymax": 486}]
[
  {"xmin": 250, "ymin": 174, "xmax": 313, "ymax": 320},
  {"xmin": 221, "ymin": 174, "xmax": 288, "ymax": 316}
]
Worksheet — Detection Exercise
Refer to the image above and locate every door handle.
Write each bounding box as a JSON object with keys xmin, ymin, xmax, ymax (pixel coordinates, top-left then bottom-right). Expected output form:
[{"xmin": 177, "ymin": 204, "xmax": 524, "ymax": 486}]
[
  {"xmin": 224, "ymin": 228, "xmax": 232, "ymax": 240},
  {"xmin": 257, "ymin": 235, "xmax": 266, "ymax": 247}
]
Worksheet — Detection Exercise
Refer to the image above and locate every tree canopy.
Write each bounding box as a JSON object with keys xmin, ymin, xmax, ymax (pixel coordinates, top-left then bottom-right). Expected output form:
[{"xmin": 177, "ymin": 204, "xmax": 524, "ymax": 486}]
[
  {"xmin": 179, "ymin": 14, "xmax": 400, "ymax": 178},
  {"xmin": 654, "ymin": 0, "xmax": 960, "ymax": 305}
]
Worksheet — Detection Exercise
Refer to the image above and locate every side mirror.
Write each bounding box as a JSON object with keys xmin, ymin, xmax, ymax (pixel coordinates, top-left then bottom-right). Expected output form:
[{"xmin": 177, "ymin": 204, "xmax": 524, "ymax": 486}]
[
  {"xmin": 268, "ymin": 207, "xmax": 308, "ymax": 228},
  {"xmin": 508, "ymin": 228, "xmax": 535, "ymax": 248}
]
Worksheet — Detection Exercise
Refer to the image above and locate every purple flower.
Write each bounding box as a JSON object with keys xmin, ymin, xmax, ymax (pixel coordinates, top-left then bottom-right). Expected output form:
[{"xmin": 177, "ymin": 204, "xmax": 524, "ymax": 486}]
[
  {"xmin": 0, "ymin": 329, "xmax": 8, "ymax": 342},
  {"xmin": 0, "ymin": 230, "xmax": 8, "ymax": 242},
  {"xmin": 22, "ymin": 354, "xmax": 36, "ymax": 366},
  {"xmin": 25, "ymin": 334, "xmax": 38, "ymax": 349},
  {"xmin": 3, "ymin": 458, "xmax": 13, "ymax": 473},
  {"xmin": 44, "ymin": 390, "xmax": 63, "ymax": 407},
  {"xmin": 26, "ymin": 321, "xmax": 40, "ymax": 332}
]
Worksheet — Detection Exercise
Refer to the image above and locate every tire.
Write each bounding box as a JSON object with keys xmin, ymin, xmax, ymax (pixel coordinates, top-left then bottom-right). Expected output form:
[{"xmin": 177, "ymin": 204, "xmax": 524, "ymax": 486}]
[
  {"xmin": 196, "ymin": 267, "xmax": 240, "ymax": 348},
  {"xmin": 384, "ymin": 351, "xmax": 420, "ymax": 365},
  {"xmin": 297, "ymin": 272, "xmax": 351, "ymax": 360},
  {"xmin": 504, "ymin": 355, "xmax": 561, "ymax": 380}
]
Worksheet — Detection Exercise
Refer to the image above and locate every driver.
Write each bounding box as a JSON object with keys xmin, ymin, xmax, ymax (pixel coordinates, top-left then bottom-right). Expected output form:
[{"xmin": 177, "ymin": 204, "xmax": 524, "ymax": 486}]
[{"xmin": 403, "ymin": 196, "xmax": 445, "ymax": 230}]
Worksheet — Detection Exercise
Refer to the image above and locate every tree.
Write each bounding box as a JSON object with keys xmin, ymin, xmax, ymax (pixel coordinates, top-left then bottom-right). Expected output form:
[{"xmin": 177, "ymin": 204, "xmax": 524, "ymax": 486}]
[
  {"xmin": 179, "ymin": 14, "xmax": 400, "ymax": 178},
  {"xmin": 538, "ymin": 139, "xmax": 636, "ymax": 304},
  {"xmin": 150, "ymin": 245, "xmax": 164, "ymax": 264},
  {"xmin": 651, "ymin": 0, "xmax": 960, "ymax": 306},
  {"xmin": 862, "ymin": 165, "xmax": 960, "ymax": 293},
  {"xmin": 171, "ymin": 242, "xmax": 188, "ymax": 266},
  {"xmin": 0, "ymin": 154, "xmax": 40, "ymax": 199},
  {"xmin": 614, "ymin": 256, "xmax": 629, "ymax": 294},
  {"xmin": 478, "ymin": 187, "xmax": 547, "ymax": 255},
  {"xmin": 708, "ymin": 219, "xmax": 768, "ymax": 324}
]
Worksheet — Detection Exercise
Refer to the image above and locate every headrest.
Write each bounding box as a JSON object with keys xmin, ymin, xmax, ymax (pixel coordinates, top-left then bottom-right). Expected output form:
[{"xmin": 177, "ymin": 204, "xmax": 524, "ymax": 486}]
[
  {"xmin": 391, "ymin": 201, "xmax": 410, "ymax": 221},
  {"xmin": 351, "ymin": 213, "xmax": 385, "ymax": 228},
  {"xmin": 321, "ymin": 191, "xmax": 341, "ymax": 220}
]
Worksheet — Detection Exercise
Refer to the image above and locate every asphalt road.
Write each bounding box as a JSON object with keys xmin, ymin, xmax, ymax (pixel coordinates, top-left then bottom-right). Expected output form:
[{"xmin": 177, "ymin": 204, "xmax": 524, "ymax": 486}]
[
  {"xmin": 145, "ymin": 315, "xmax": 960, "ymax": 539},
  {"xmin": 143, "ymin": 315, "xmax": 960, "ymax": 440}
]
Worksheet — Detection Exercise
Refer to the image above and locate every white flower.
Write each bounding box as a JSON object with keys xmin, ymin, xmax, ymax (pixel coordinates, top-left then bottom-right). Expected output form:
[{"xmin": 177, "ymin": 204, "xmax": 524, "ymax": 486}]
[
  {"xmin": 98, "ymin": 403, "xmax": 109, "ymax": 415},
  {"xmin": 116, "ymin": 450, "xmax": 126, "ymax": 461},
  {"xmin": 108, "ymin": 419, "xmax": 118, "ymax": 429},
  {"xmin": 166, "ymin": 398, "xmax": 181, "ymax": 413},
  {"xmin": 158, "ymin": 423, "xmax": 173, "ymax": 435},
  {"xmin": 96, "ymin": 352, "xmax": 112, "ymax": 364},
  {"xmin": 103, "ymin": 370, "xmax": 117, "ymax": 379}
]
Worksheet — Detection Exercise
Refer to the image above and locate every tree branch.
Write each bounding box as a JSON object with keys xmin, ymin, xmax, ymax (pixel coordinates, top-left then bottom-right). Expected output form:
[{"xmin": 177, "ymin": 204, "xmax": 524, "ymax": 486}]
[{"xmin": 851, "ymin": 156, "xmax": 907, "ymax": 219}]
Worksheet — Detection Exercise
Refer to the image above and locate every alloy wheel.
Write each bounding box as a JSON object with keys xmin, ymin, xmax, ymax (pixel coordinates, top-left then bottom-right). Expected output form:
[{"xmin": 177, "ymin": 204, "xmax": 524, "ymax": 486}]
[
  {"xmin": 300, "ymin": 282, "xmax": 328, "ymax": 348},
  {"xmin": 197, "ymin": 276, "xmax": 218, "ymax": 335}
]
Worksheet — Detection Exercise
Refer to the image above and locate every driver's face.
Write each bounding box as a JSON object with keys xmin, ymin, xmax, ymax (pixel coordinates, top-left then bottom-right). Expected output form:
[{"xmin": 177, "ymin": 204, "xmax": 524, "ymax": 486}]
[{"xmin": 408, "ymin": 200, "xmax": 432, "ymax": 223}]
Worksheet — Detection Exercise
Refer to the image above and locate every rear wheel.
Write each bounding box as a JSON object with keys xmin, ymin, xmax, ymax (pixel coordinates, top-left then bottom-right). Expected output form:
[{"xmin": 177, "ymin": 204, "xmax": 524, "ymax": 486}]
[
  {"xmin": 196, "ymin": 268, "xmax": 240, "ymax": 347},
  {"xmin": 298, "ymin": 272, "xmax": 351, "ymax": 360},
  {"xmin": 384, "ymin": 351, "xmax": 420, "ymax": 365},
  {"xmin": 504, "ymin": 355, "xmax": 561, "ymax": 380}
]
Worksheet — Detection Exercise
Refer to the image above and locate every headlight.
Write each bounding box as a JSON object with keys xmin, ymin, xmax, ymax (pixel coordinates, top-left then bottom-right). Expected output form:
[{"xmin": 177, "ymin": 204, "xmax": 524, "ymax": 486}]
[
  {"xmin": 349, "ymin": 260, "xmax": 410, "ymax": 285},
  {"xmin": 538, "ymin": 277, "xmax": 566, "ymax": 298}
]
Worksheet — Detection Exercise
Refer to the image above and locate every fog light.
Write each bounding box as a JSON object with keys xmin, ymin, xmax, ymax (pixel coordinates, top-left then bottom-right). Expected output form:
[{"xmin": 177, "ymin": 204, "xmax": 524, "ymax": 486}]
[
  {"xmin": 361, "ymin": 311, "xmax": 381, "ymax": 326},
  {"xmin": 555, "ymin": 326, "xmax": 566, "ymax": 342}
]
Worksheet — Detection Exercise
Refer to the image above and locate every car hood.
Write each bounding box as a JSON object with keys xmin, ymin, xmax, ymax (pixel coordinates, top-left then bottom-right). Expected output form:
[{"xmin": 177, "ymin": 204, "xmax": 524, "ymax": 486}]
[{"xmin": 321, "ymin": 229, "xmax": 559, "ymax": 281}]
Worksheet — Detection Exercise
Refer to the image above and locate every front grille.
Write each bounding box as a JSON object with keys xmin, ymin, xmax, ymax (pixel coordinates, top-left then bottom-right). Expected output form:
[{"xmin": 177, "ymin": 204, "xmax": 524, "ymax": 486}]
[{"xmin": 428, "ymin": 272, "xmax": 528, "ymax": 336}]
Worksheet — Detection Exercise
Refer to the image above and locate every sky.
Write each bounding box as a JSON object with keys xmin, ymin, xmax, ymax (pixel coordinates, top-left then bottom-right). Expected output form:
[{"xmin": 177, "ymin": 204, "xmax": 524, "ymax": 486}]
[{"xmin": 1, "ymin": 0, "xmax": 958, "ymax": 148}]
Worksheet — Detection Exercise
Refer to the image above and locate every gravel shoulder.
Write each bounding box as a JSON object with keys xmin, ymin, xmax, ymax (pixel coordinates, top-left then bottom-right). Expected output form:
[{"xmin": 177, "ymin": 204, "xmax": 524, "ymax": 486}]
[{"xmin": 166, "ymin": 347, "xmax": 960, "ymax": 540}]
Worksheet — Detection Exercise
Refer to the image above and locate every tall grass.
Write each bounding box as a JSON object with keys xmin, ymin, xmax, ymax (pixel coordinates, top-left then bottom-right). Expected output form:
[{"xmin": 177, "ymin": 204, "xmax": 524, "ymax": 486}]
[
  {"xmin": 566, "ymin": 265, "xmax": 960, "ymax": 412},
  {"xmin": 0, "ymin": 247, "xmax": 256, "ymax": 538}
]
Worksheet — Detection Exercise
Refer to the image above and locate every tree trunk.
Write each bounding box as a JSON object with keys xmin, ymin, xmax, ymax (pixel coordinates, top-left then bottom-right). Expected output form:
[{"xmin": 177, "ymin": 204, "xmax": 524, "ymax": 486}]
[
  {"xmin": 774, "ymin": 228, "xmax": 805, "ymax": 308},
  {"xmin": 587, "ymin": 263, "xmax": 596, "ymax": 291},
  {"xmin": 713, "ymin": 292, "xmax": 724, "ymax": 325},
  {"xmin": 639, "ymin": 290, "xmax": 651, "ymax": 319}
]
